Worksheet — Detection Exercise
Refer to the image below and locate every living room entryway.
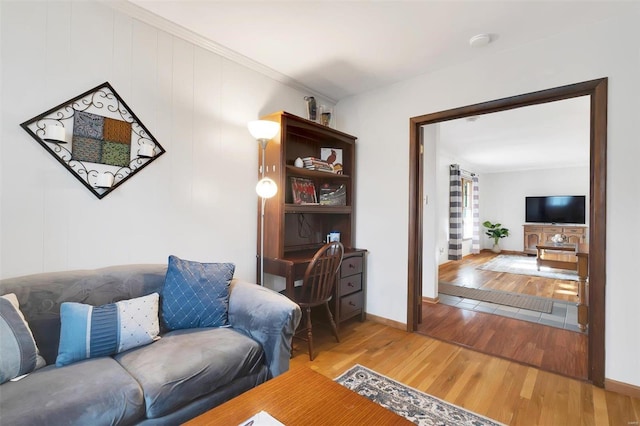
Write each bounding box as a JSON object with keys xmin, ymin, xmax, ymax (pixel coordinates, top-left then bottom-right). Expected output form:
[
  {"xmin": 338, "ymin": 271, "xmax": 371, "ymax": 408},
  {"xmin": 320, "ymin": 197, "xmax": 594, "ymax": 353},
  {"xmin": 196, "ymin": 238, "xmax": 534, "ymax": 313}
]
[{"xmin": 407, "ymin": 79, "xmax": 608, "ymax": 385}]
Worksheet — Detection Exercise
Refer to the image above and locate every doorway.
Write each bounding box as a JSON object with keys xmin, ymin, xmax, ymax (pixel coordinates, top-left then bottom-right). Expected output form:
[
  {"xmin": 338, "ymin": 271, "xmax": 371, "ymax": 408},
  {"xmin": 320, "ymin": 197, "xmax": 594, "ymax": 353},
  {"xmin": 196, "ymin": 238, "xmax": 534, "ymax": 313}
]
[{"xmin": 406, "ymin": 78, "xmax": 607, "ymax": 386}]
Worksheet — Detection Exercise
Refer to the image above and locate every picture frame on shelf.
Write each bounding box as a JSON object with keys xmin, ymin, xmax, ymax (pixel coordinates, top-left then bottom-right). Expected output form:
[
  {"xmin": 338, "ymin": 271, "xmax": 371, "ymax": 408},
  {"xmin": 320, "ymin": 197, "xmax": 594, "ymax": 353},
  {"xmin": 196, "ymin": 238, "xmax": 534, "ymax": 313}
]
[
  {"xmin": 319, "ymin": 183, "xmax": 346, "ymax": 206},
  {"xmin": 320, "ymin": 147, "xmax": 343, "ymax": 174},
  {"xmin": 291, "ymin": 177, "xmax": 318, "ymax": 204}
]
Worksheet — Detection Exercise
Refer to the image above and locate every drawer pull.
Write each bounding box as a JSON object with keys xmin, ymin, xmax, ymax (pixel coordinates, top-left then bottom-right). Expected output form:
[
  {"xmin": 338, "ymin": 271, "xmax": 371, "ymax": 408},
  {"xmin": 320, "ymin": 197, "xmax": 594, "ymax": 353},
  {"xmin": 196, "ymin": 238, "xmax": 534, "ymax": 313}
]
[
  {"xmin": 349, "ymin": 263, "xmax": 355, "ymax": 269},
  {"xmin": 349, "ymin": 301, "xmax": 356, "ymax": 307},
  {"xmin": 347, "ymin": 282, "xmax": 354, "ymax": 287}
]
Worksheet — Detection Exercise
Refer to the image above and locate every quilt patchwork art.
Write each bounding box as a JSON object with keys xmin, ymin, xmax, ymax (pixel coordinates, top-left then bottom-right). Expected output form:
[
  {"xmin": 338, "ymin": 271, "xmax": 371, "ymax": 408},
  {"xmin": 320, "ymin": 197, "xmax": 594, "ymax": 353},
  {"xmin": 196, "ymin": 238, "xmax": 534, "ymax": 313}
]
[{"xmin": 71, "ymin": 111, "xmax": 131, "ymax": 167}]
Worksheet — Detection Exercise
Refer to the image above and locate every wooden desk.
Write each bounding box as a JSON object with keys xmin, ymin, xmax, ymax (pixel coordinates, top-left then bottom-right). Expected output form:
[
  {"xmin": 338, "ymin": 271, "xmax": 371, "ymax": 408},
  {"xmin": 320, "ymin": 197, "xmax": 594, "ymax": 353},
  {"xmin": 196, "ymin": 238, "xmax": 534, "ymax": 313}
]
[
  {"xmin": 185, "ymin": 367, "xmax": 412, "ymax": 425},
  {"xmin": 263, "ymin": 248, "xmax": 367, "ymax": 325},
  {"xmin": 536, "ymin": 242, "xmax": 578, "ymax": 271}
]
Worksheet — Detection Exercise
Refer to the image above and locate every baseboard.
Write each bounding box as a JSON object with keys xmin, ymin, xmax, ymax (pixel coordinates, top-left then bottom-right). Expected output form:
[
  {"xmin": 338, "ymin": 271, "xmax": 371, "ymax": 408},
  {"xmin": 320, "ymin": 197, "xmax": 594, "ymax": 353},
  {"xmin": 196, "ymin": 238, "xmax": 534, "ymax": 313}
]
[
  {"xmin": 422, "ymin": 296, "xmax": 439, "ymax": 304},
  {"xmin": 605, "ymin": 378, "xmax": 640, "ymax": 399},
  {"xmin": 366, "ymin": 313, "xmax": 406, "ymax": 330}
]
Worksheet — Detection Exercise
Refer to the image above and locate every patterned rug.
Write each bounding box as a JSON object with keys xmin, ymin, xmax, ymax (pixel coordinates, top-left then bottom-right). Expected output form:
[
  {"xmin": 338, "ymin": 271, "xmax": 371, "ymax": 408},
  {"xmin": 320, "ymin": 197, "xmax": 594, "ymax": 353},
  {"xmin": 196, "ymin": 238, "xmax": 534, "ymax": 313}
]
[
  {"xmin": 477, "ymin": 254, "xmax": 579, "ymax": 281},
  {"xmin": 336, "ymin": 364, "xmax": 504, "ymax": 426},
  {"xmin": 439, "ymin": 282, "xmax": 553, "ymax": 313}
]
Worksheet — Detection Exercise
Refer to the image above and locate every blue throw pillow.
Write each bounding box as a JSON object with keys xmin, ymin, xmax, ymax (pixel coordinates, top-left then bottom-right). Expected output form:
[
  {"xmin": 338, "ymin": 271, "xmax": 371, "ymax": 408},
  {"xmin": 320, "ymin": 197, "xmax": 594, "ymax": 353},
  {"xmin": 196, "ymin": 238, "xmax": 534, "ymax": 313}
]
[
  {"xmin": 0, "ymin": 293, "xmax": 46, "ymax": 383},
  {"xmin": 56, "ymin": 293, "xmax": 160, "ymax": 367},
  {"xmin": 161, "ymin": 255, "xmax": 235, "ymax": 331}
]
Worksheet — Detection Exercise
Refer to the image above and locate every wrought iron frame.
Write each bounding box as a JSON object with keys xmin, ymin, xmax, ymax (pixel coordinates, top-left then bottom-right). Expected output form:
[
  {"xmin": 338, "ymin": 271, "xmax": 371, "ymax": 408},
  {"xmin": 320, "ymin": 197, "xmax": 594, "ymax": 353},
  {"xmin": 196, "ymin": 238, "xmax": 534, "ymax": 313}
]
[{"xmin": 20, "ymin": 82, "xmax": 166, "ymax": 199}]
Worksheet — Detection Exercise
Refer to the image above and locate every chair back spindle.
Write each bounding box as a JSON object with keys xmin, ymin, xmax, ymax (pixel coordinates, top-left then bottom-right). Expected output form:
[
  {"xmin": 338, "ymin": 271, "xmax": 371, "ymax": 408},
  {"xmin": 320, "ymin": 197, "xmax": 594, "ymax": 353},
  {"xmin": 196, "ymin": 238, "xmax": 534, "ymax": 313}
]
[{"xmin": 300, "ymin": 242, "xmax": 344, "ymax": 304}]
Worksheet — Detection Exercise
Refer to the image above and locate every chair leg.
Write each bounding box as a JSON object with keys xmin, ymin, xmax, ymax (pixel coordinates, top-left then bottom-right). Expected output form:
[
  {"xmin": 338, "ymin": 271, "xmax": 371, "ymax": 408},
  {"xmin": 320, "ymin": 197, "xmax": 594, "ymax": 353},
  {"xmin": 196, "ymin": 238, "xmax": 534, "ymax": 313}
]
[
  {"xmin": 324, "ymin": 302, "xmax": 340, "ymax": 343},
  {"xmin": 305, "ymin": 306, "xmax": 314, "ymax": 361}
]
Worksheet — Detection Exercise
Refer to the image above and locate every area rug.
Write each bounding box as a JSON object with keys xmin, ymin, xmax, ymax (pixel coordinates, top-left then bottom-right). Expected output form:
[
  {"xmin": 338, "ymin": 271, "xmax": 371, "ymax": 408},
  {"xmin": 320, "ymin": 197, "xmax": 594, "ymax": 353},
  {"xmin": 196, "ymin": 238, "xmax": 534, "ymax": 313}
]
[
  {"xmin": 336, "ymin": 364, "xmax": 504, "ymax": 426},
  {"xmin": 439, "ymin": 282, "xmax": 553, "ymax": 313},
  {"xmin": 477, "ymin": 254, "xmax": 579, "ymax": 281}
]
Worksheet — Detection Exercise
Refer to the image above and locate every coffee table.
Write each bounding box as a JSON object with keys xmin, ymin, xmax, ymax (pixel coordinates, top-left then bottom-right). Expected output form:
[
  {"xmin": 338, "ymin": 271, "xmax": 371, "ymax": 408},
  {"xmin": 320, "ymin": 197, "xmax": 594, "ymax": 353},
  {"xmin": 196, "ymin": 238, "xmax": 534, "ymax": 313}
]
[
  {"xmin": 184, "ymin": 367, "xmax": 412, "ymax": 425},
  {"xmin": 535, "ymin": 242, "xmax": 578, "ymax": 271}
]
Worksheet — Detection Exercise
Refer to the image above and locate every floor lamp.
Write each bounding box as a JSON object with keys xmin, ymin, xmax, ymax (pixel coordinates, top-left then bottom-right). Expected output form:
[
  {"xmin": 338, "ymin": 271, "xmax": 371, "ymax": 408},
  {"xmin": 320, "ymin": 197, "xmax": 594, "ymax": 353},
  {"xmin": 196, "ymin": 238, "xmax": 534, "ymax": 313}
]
[{"xmin": 248, "ymin": 120, "xmax": 280, "ymax": 286}]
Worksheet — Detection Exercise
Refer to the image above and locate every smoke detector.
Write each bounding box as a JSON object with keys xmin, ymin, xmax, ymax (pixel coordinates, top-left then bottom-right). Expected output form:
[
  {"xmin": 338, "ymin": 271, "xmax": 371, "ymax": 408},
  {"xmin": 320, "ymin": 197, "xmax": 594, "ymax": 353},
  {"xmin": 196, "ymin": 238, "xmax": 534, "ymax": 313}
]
[{"xmin": 469, "ymin": 33, "xmax": 492, "ymax": 48}]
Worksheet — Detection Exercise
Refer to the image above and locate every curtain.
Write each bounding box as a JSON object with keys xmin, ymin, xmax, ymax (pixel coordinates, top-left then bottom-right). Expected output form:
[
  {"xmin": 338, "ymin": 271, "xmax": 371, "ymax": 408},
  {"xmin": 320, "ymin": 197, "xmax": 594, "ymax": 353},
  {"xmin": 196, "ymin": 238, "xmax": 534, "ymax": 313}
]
[
  {"xmin": 448, "ymin": 164, "xmax": 462, "ymax": 260},
  {"xmin": 471, "ymin": 174, "xmax": 480, "ymax": 254}
]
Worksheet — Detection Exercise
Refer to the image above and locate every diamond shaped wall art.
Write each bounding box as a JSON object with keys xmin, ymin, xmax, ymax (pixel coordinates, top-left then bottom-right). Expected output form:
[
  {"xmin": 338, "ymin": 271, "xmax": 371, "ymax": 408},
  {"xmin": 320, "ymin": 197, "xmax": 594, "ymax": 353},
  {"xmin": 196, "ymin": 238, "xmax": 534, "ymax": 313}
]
[{"xmin": 20, "ymin": 82, "xmax": 166, "ymax": 199}]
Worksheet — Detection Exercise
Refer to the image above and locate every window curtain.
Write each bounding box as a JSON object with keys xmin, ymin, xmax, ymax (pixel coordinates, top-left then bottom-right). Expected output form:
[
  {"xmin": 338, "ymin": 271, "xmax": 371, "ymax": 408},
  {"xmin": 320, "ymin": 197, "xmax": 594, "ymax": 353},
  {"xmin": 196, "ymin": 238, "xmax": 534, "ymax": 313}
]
[
  {"xmin": 472, "ymin": 174, "xmax": 480, "ymax": 254},
  {"xmin": 448, "ymin": 164, "xmax": 462, "ymax": 260}
]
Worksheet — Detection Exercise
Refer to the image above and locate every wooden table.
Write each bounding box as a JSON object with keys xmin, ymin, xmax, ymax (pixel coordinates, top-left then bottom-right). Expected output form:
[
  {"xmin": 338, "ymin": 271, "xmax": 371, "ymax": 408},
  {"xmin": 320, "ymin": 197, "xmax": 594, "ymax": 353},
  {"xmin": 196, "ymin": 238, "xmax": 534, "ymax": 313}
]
[
  {"xmin": 185, "ymin": 367, "xmax": 411, "ymax": 425},
  {"xmin": 263, "ymin": 248, "xmax": 366, "ymax": 298},
  {"xmin": 535, "ymin": 242, "xmax": 578, "ymax": 271},
  {"xmin": 263, "ymin": 248, "xmax": 367, "ymax": 328},
  {"xmin": 536, "ymin": 242, "xmax": 589, "ymax": 331}
]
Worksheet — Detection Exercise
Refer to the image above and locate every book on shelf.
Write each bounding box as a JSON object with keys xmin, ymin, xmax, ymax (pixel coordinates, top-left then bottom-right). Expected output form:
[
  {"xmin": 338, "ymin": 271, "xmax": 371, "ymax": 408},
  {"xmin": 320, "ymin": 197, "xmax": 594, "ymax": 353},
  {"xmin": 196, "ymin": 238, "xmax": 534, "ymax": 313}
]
[{"xmin": 301, "ymin": 156, "xmax": 335, "ymax": 173}]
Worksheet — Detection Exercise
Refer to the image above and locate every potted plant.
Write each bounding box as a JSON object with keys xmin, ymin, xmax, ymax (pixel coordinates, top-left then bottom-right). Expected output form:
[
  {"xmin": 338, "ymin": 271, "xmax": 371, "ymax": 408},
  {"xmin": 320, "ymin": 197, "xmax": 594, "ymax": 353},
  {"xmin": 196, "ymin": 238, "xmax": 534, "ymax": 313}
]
[{"xmin": 483, "ymin": 221, "xmax": 510, "ymax": 253}]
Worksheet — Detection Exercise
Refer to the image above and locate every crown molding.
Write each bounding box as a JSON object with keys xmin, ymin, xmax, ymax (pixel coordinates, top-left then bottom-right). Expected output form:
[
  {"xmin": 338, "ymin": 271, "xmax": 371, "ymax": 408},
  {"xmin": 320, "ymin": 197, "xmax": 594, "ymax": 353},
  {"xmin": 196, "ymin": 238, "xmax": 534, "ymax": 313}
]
[{"xmin": 103, "ymin": 1, "xmax": 336, "ymax": 103}]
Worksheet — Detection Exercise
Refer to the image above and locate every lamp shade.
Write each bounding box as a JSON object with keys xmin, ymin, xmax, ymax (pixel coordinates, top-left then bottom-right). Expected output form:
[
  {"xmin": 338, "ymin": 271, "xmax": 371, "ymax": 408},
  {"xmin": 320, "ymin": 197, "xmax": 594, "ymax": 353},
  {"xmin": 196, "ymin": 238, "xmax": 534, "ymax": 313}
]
[
  {"xmin": 256, "ymin": 177, "xmax": 278, "ymax": 199},
  {"xmin": 248, "ymin": 120, "xmax": 279, "ymax": 141}
]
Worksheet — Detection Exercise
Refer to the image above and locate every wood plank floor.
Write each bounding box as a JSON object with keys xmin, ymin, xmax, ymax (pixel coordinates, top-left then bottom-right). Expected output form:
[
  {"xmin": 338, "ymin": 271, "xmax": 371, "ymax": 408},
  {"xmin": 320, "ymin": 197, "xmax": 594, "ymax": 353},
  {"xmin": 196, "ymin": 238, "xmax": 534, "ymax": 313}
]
[
  {"xmin": 418, "ymin": 251, "xmax": 588, "ymax": 379},
  {"xmin": 417, "ymin": 303, "xmax": 587, "ymax": 379},
  {"xmin": 438, "ymin": 251, "xmax": 579, "ymax": 302},
  {"xmin": 290, "ymin": 319, "xmax": 640, "ymax": 426}
]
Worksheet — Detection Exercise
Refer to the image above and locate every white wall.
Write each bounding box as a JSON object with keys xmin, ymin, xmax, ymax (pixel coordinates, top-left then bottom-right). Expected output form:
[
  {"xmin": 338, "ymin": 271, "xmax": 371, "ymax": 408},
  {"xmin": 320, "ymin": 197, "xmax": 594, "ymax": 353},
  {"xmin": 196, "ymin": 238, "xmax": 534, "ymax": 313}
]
[
  {"xmin": 481, "ymin": 167, "xmax": 589, "ymax": 252},
  {"xmin": 0, "ymin": 1, "xmax": 332, "ymax": 281},
  {"xmin": 338, "ymin": 9, "xmax": 640, "ymax": 387},
  {"xmin": 421, "ymin": 125, "xmax": 437, "ymax": 299}
]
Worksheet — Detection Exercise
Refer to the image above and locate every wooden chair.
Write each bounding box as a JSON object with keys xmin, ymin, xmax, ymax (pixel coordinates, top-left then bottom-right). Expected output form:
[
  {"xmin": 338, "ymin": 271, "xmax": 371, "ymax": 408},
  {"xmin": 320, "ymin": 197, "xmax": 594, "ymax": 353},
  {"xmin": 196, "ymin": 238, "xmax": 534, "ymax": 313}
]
[{"xmin": 282, "ymin": 241, "xmax": 344, "ymax": 361}]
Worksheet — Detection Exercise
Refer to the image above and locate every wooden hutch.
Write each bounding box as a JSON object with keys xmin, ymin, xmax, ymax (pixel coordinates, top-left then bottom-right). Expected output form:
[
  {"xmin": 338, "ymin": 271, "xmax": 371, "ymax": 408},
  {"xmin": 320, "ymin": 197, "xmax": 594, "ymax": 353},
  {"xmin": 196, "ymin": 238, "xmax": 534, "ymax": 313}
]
[{"xmin": 257, "ymin": 111, "xmax": 366, "ymax": 325}]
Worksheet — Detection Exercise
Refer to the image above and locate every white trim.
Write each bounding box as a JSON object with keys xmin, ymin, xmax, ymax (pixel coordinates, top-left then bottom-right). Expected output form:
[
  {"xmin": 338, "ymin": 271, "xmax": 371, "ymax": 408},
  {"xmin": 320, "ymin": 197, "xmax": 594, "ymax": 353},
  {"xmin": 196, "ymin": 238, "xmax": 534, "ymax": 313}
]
[{"xmin": 103, "ymin": 1, "xmax": 337, "ymax": 103}]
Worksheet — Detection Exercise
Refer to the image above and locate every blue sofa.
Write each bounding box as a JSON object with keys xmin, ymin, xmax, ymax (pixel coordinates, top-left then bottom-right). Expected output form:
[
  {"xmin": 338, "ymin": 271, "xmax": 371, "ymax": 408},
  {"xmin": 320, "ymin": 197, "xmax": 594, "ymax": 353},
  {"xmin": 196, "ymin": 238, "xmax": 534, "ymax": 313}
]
[{"xmin": 0, "ymin": 264, "xmax": 301, "ymax": 425}]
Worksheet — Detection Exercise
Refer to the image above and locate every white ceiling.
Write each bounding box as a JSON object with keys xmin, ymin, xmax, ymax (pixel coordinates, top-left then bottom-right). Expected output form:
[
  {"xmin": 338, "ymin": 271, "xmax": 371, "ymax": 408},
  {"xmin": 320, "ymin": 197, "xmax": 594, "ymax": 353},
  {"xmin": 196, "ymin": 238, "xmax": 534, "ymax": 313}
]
[
  {"xmin": 128, "ymin": 0, "xmax": 630, "ymax": 102},
  {"xmin": 123, "ymin": 1, "xmax": 623, "ymax": 173},
  {"xmin": 437, "ymin": 96, "xmax": 591, "ymax": 173}
]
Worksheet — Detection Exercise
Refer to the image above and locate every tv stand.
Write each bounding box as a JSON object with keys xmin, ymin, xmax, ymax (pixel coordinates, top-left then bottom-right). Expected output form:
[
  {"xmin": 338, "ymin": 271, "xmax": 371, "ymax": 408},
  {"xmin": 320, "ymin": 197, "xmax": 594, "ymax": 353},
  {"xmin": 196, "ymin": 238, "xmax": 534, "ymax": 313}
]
[{"xmin": 523, "ymin": 224, "xmax": 587, "ymax": 255}]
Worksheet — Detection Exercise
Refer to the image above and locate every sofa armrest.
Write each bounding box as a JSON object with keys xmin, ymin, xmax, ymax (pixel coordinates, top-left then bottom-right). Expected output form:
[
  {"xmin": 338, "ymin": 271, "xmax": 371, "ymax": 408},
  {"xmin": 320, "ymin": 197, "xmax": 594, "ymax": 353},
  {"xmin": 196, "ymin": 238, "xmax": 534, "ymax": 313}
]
[{"xmin": 228, "ymin": 279, "xmax": 301, "ymax": 378}]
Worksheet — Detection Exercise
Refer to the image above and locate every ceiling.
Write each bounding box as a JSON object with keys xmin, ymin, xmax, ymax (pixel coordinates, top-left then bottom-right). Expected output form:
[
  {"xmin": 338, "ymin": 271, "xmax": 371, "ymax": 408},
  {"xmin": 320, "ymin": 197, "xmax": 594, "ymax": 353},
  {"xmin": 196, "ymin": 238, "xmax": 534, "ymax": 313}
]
[
  {"xmin": 437, "ymin": 96, "xmax": 591, "ymax": 174},
  {"xmin": 128, "ymin": 1, "xmax": 630, "ymax": 102},
  {"xmin": 124, "ymin": 1, "xmax": 625, "ymax": 173}
]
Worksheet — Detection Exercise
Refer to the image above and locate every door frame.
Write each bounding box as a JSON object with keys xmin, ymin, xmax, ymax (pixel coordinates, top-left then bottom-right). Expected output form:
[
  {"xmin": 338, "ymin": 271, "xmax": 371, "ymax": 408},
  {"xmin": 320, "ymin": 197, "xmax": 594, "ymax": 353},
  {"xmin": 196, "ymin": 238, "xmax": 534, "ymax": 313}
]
[{"xmin": 407, "ymin": 78, "xmax": 607, "ymax": 386}]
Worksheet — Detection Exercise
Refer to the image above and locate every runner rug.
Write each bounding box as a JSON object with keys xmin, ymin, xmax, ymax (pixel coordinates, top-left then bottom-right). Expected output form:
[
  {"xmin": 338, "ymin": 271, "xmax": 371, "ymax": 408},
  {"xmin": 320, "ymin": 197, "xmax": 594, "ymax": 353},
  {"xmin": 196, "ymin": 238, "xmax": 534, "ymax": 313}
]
[
  {"xmin": 477, "ymin": 254, "xmax": 579, "ymax": 281},
  {"xmin": 336, "ymin": 364, "xmax": 504, "ymax": 426},
  {"xmin": 438, "ymin": 282, "xmax": 554, "ymax": 313}
]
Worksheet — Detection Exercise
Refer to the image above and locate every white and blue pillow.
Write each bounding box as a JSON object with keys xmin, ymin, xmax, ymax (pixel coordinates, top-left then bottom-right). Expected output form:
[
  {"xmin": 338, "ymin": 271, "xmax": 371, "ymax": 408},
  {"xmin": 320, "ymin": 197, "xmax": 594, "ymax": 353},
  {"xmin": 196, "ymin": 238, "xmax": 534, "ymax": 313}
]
[
  {"xmin": 56, "ymin": 293, "xmax": 159, "ymax": 367},
  {"xmin": 0, "ymin": 293, "xmax": 46, "ymax": 384},
  {"xmin": 161, "ymin": 255, "xmax": 235, "ymax": 331}
]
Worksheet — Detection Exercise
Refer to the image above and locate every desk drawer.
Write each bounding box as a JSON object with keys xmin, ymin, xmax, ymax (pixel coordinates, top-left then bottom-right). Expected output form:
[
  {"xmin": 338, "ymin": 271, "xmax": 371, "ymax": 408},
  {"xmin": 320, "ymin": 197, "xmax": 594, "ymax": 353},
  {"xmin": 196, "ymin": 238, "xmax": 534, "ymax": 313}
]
[
  {"xmin": 339, "ymin": 274, "xmax": 362, "ymax": 297},
  {"xmin": 340, "ymin": 292, "xmax": 363, "ymax": 319},
  {"xmin": 341, "ymin": 256, "xmax": 363, "ymax": 277}
]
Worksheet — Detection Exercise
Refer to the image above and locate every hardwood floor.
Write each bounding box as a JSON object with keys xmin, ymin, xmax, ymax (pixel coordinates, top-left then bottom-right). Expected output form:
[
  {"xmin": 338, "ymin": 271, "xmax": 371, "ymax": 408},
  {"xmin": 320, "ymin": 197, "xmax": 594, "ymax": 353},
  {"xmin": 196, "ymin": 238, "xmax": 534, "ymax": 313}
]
[
  {"xmin": 290, "ymin": 319, "xmax": 640, "ymax": 426},
  {"xmin": 417, "ymin": 303, "xmax": 587, "ymax": 379},
  {"xmin": 418, "ymin": 251, "xmax": 587, "ymax": 380},
  {"xmin": 438, "ymin": 251, "xmax": 579, "ymax": 302}
]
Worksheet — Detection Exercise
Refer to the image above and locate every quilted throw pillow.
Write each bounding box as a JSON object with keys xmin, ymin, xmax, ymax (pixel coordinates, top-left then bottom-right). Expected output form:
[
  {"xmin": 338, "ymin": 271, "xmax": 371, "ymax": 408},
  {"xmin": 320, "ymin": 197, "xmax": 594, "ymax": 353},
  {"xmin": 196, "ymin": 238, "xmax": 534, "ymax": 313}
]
[
  {"xmin": 56, "ymin": 293, "xmax": 160, "ymax": 367},
  {"xmin": 0, "ymin": 293, "xmax": 46, "ymax": 383},
  {"xmin": 161, "ymin": 255, "xmax": 235, "ymax": 331}
]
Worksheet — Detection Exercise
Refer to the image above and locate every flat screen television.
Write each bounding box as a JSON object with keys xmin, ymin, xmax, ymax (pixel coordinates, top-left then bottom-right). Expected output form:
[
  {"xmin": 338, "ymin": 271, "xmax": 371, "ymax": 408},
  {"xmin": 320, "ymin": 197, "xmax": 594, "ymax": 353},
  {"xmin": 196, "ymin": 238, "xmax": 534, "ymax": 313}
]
[{"xmin": 525, "ymin": 195, "xmax": 586, "ymax": 224}]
